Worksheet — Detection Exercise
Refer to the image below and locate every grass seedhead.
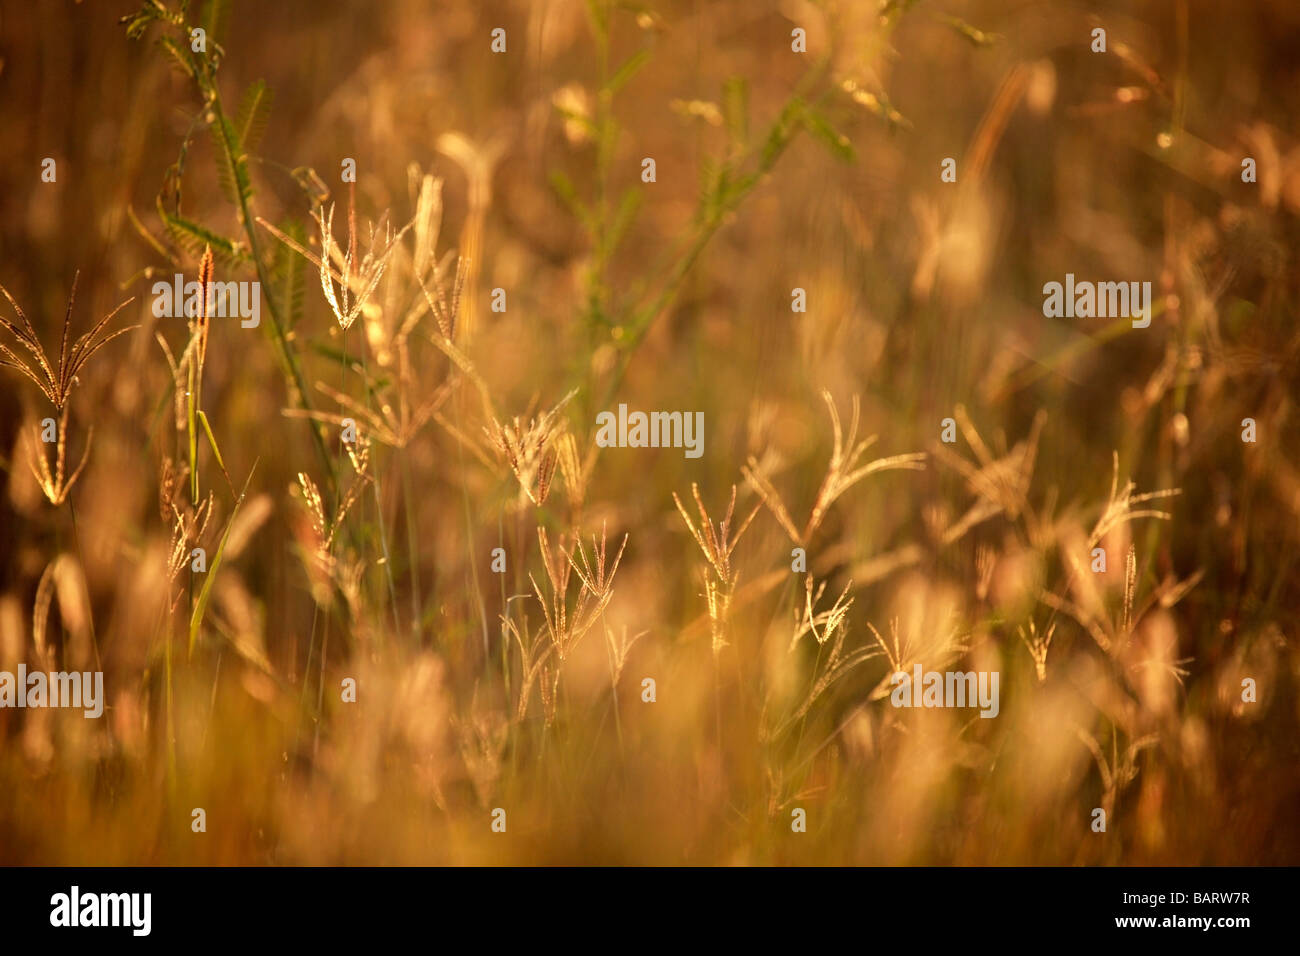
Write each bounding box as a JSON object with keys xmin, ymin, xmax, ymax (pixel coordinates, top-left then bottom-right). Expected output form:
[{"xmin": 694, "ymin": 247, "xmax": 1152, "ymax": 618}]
[{"xmin": 0, "ymin": 272, "xmax": 135, "ymax": 412}]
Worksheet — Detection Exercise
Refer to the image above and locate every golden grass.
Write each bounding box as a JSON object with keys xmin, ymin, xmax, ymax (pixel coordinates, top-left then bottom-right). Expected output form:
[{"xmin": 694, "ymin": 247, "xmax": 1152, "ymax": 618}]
[{"xmin": 0, "ymin": 0, "xmax": 1297, "ymax": 866}]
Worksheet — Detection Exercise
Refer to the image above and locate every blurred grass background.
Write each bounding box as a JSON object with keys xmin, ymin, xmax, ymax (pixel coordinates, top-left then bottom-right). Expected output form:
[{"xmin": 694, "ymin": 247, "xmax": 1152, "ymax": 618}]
[{"xmin": 0, "ymin": 0, "xmax": 1298, "ymax": 864}]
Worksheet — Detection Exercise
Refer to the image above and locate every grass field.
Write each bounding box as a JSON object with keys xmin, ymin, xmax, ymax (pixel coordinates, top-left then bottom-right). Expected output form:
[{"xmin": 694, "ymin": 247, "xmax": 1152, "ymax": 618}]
[{"xmin": 0, "ymin": 0, "xmax": 1297, "ymax": 865}]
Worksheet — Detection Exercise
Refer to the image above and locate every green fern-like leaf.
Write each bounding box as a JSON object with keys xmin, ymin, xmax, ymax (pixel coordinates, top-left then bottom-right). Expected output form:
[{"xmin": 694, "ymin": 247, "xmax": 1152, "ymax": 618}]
[
  {"xmin": 801, "ymin": 107, "xmax": 856, "ymax": 163},
  {"xmin": 210, "ymin": 114, "xmax": 252, "ymax": 205},
  {"xmin": 156, "ymin": 35, "xmax": 197, "ymax": 79},
  {"xmin": 120, "ymin": 0, "xmax": 180, "ymax": 40},
  {"xmin": 271, "ymin": 219, "xmax": 307, "ymax": 330},
  {"xmin": 722, "ymin": 76, "xmax": 749, "ymax": 150},
  {"xmin": 201, "ymin": 0, "xmax": 229, "ymax": 44},
  {"xmin": 235, "ymin": 80, "xmax": 272, "ymax": 154},
  {"xmin": 159, "ymin": 206, "xmax": 246, "ymax": 262}
]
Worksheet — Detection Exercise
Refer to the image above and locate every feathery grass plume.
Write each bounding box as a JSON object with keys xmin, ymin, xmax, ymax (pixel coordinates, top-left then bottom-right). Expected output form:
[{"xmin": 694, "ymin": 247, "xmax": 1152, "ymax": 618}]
[
  {"xmin": 454, "ymin": 705, "xmax": 508, "ymax": 807},
  {"xmin": 316, "ymin": 193, "xmax": 409, "ymax": 331},
  {"xmin": 283, "ymin": 378, "xmax": 450, "ymax": 450},
  {"xmin": 25, "ymin": 406, "xmax": 91, "ymax": 507},
  {"xmin": 0, "ymin": 272, "xmax": 135, "ymax": 411},
  {"xmin": 744, "ymin": 391, "xmax": 926, "ymax": 545},
  {"xmin": 158, "ymin": 455, "xmax": 186, "ymax": 522},
  {"xmin": 1121, "ymin": 545, "xmax": 1138, "ymax": 636},
  {"xmin": 342, "ymin": 428, "xmax": 371, "ymax": 478},
  {"xmin": 193, "ymin": 245, "xmax": 214, "ymax": 382},
  {"xmin": 296, "ymin": 473, "xmax": 328, "ymax": 547},
  {"xmin": 524, "ymin": 524, "xmax": 618, "ymax": 727},
  {"xmin": 865, "ymin": 616, "xmax": 970, "ymax": 702},
  {"xmin": 933, "ymin": 405, "xmax": 1046, "ymax": 530},
  {"xmin": 416, "ymin": 251, "xmax": 469, "ymax": 342},
  {"xmin": 790, "ymin": 574, "xmax": 855, "ymax": 651},
  {"xmin": 567, "ymin": 523, "xmax": 629, "ymax": 625},
  {"xmin": 257, "ymin": 192, "xmax": 410, "ymax": 333},
  {"xmin": 167, "ymin": 493, "xmax": 215, "ymax": 605},
  {"xmin": 604, "ymin": 622, "xmax": 645, "ymax": 689},
  {"xmin": 1017, "ymin": 619, "xmax": 1056, "ymax": 682},
  {"xmin": 296, "ymin": 457, "xmax": 370, "ymax": 558},
  {"xmin": 1041, "ymin": 544, "xmax": 1202, "ymax": 667},
  {"xmin": 529, "ymin": 525, "xmax": 624, "ymax": 664},
  {"xmin": 538, "ymin": 655, "xmax": 561, "ymax": 726},
  {"xmin": 1088, "ymin": 452, "xmax": 1181, "ymax": 551},
  {"xmin": 772, "ymin": 577, "xmax": 878, "ymax": 739},
  {"xmin": 4, "ymin": 0, "xmax": 1293, "ymax": 868},
  {"xmin": 293, "ymin": 433, "xmax": 371, "ymax": 607},
  {"xmin": 674, "ymin": 483, "xmax": 758, "ymax": 586},
  {"xmin": 1073, "ymin": 724, "xmax": 1159, "ymax": 818},
  {"xmin": 502, "ymin": 612, "xmax": 555, "ymax": 723},
  {"xmin": 486, "ymin": 389, "xmax": 576, "ymax": 507},
  {"xmin": 673, "ymin": 483, "xmax": 759, "ymax": 655},
  {"xmin": 1037, "ymin": 454, "xmax": 1182, "ymax": 654},
  {"xmin": 407, "ymin": 168, "xmax": 443, "ymax": 287}
]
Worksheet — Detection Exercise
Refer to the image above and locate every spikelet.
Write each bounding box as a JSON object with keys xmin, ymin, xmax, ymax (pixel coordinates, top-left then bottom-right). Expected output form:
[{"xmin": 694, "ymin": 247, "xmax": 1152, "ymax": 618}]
[{"xmin": 194, "ymin": 245, "xmax": 214, "ymax": 381}]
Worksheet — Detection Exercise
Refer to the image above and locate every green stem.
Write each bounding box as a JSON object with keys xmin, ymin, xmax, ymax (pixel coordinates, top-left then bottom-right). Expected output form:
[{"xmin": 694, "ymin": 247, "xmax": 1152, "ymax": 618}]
[{"xmin": 205, "ymin": 82, "xmax": 337, "ymax": 497}]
